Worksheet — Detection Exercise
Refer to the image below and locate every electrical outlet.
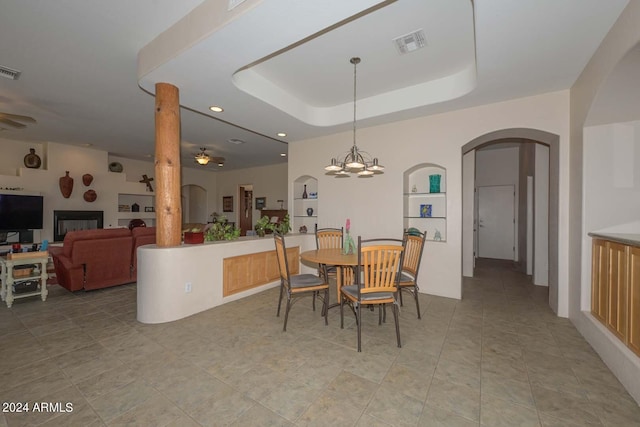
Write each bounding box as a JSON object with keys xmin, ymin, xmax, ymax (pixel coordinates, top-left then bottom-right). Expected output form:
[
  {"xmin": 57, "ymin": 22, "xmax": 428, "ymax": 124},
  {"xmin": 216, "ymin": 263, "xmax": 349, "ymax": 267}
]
[{"xmin": 185, "ymin": 282, "xmax": 192, "ymax": 293}]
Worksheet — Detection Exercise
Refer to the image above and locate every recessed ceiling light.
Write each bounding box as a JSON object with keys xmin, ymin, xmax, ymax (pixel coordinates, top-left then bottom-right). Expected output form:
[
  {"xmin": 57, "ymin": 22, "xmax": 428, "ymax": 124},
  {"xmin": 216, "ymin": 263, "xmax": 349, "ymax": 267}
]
[
  {"xmin": 209, "ymin": 105, "xmax": 223, "ymax": 112},
  {"xmin": 81, "ymin": 143, "xmax": 92, "ymax": 147},
  {"xmin": 280, "ymin": 153, "xmax": 287, "ymax": 157},
  {"xmin": 218, "ymin": 162, "xmax": 224, "ymax": 167},
  {"xmin": 277, "ymin": 132, "xmax": 286, "ymax": 137}
]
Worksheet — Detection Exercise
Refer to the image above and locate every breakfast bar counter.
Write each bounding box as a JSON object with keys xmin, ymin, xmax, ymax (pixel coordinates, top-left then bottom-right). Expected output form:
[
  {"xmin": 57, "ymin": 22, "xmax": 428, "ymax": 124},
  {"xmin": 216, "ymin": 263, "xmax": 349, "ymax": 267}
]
[{"xmin": 136, "ymin": 233, "xmax": 315, "ymax": 324}]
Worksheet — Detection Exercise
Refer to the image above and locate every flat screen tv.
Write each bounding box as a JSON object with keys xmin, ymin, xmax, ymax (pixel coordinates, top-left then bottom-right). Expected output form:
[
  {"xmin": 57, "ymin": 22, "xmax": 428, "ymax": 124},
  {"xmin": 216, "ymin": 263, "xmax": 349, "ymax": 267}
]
[{"xmin": 0, "ymin": 194, "xmax": 44, "ymax": 230}]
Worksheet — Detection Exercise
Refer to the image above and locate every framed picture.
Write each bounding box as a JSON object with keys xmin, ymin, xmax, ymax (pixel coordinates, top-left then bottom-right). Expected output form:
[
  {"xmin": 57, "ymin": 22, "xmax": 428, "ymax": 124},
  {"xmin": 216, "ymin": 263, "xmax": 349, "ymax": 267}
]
[
  {"xmin": 420, "ymin": 204, "xmax": 432, "ymax": 218},
  {"xmin": 144, "ymin": 206, "xmax": 154, "ymax": 212},
  {"xmin": 255, "ymin": 197, "xmax": 266, "ymax": 210},
  {"xmin": 223, "ymin": 196, "xmax": 233, "ymax": 212}
]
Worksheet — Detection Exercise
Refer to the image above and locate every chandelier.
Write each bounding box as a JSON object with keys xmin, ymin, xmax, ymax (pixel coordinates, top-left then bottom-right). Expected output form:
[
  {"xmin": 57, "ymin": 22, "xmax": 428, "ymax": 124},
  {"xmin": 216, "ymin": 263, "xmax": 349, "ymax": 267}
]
[
  {"xmin": 195, "ymin": 147, "xmax": 210, "ymax": 165},
  {"xmin": 325, "ymin": 57, "xmax": 384, "ymax": 177}
]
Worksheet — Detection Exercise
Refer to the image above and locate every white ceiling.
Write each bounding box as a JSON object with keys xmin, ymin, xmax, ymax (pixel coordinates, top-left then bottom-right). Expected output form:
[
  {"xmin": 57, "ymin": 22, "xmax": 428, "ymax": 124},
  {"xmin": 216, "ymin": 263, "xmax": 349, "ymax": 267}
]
[{"xmin": 0, "ymin": 0, "xmax": 630, "ymax": 171}]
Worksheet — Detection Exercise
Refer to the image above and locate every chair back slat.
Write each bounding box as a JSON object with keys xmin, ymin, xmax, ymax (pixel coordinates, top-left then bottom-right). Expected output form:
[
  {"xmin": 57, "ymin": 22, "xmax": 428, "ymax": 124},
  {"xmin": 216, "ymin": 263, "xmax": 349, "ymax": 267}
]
[
  {"xmin": 315, "ymin": 225, "xmax": 344, "ymax": 249},
  {"xmin": 359, "ymin": 243, "xmax": 403, "ymax": 294},
  {"xmin": 274, "ymin": 233, "xmax": 290, "ymax": 285},
  {"xmin": 402, "ymin": 231, "xmax": 427, "ymax": 278}
]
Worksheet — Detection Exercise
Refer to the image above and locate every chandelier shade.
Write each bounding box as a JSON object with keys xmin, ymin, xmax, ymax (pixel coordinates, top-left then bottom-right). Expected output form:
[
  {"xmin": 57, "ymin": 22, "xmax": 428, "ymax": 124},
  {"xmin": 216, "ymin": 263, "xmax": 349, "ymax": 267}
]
[{"xmin": 324, "ymin": 57, "xmax": 384, "ymax": 177}]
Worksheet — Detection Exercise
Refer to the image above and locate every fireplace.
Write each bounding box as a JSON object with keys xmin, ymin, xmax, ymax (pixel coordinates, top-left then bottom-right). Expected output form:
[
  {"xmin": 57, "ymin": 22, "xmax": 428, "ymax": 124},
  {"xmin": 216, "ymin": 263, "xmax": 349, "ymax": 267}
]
[{"xmin": 53, "ymin": 210, "xmax": 104, "ymax": 242}]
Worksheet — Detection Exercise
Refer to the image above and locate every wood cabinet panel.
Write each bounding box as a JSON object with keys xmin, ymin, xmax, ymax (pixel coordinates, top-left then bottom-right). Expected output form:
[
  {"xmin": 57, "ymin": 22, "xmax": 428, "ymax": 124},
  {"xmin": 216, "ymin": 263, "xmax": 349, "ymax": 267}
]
[
  {"xmin": 223, "ymin": 246, "xmax": 299, "ymax": 296},
  {"xmin": 607, "ymin": 242, "xmax": 628, "ymax": 341},
  {"xmin": 629, "ymin": 245, "xmax": 640, "ymax": 356},
  {"xmin": 591, "ymin": 239, "xmax": 608, "ymax": 323}
]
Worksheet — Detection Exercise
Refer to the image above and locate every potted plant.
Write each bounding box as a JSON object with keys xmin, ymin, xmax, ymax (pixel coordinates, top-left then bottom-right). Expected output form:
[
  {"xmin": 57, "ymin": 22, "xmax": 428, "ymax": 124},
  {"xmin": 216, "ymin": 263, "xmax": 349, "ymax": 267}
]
[
  {"xmin": 276, "ymin": 213, "xmax": 291, "ymax": 235},
  {"xmin": 184, "ymin": 227, "xmax": 204, "ymax": 244},
  {"xmin": 254, "ymin": 215, "xmax": 271, "ymax": 237},
  {"xmin": 205, "ymin": 222, "xmax": 241, "ymax": 241}
]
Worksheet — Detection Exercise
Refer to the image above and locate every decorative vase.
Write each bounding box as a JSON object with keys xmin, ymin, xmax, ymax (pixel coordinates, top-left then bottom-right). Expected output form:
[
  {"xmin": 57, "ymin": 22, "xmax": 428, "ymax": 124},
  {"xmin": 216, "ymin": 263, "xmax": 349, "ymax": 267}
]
[
  {"xmin": 302, "ymin": 184, "xmax": 308, "ymax": 199},
  {"xmin": 429, "ymin": 174, "xmax": 441, "ymax": 193},
  {"xmin": 24, "ymin": 148, "xmax": 41, "ymax": 169},
  {"xmin": 83, "ymin": 189, "xmax": 97, "ymax": 202},
  {"xmin": 59, "ymin": 171, "xmax": 73, "ymax": 198},
  {"xmin": 109, "ymin": 162, "xmax": 123, "ymax": 173},
  {"xmin": 306, "ymin": 207, "xmax": 314, "ymax": 216},
  {"xmin": 343, "ymin": 232, "xmax": 356, "ymax": 255},
  {"xmin": 82, "ymin": 173, "xmax": 93, "ymax": 186}
]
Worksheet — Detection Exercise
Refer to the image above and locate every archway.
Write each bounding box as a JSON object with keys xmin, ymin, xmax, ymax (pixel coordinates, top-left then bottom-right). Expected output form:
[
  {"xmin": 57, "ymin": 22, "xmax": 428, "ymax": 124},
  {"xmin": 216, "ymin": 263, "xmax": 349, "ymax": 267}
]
[
  {"xmin": 181, "ymin": 184, "xmax": 208, "ymax": 224},
  {"xmin": 462, "ymin": 128, "xmax": 560, "ymax": 313}
]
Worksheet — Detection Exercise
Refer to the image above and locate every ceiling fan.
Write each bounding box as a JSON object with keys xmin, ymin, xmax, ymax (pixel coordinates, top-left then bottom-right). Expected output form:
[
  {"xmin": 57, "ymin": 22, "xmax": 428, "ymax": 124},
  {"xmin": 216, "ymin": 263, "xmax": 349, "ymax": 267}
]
[
  {"xmin": 0, "ymin": 112, "xmax": 36, "ymax": 129},
  {"xmin": 194, "ymin": 147, "xmax": 225, "ymax": 167}
]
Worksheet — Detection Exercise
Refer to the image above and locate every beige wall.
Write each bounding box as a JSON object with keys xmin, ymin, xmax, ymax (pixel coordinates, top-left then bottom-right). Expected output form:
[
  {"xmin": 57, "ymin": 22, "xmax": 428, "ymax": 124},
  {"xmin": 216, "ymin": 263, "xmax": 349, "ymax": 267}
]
[
  {"xmin": 289, "ymin": 90, "xmax": 571, "ymax": 301},
  {"xmin": 216, "ymin": 163, "xmax": 288, "ymax": 227},
  {"xmin": 570, "ymin": 0, "xmax": 640, "ymax": 404}
]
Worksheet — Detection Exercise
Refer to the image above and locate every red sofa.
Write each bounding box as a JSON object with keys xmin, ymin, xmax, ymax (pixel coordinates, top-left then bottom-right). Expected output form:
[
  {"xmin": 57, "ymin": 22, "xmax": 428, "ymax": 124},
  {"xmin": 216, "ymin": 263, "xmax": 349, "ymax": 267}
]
[{"xmin": 50, "ymin": 227, "xmax": 156, "ymax": 291}]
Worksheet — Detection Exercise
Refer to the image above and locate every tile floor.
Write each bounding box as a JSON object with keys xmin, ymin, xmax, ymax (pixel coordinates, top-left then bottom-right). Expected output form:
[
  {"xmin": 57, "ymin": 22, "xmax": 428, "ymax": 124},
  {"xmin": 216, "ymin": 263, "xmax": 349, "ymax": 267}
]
[{"xmin": 1, "ymin": 259, "xmax": 639, "ymax": 426}]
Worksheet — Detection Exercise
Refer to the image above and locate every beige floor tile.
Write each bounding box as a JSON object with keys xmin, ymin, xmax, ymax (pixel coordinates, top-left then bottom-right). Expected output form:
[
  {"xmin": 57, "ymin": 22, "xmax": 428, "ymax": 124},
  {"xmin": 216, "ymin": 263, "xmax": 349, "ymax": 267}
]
[
  {"xmin": 480, "ymin": 393, "xmax": 541, "ymax": 427},
  {"xmin": 88, "ymin": 380, "xmax": 159, "ymax": 423},
  {"xmin": 417, "ymin": 403, "xmax": 479, "ymax": 426},
  {"xmin": 106, "ymin": 394, "xmax": 184, "ymax": 426},
  {"xmin": 425, "ymin": 377, "xmax": 480, "ymax": 422},
  {"xmin": 0, "ymin": 259, "xmax": 637, "ymax": 426}
]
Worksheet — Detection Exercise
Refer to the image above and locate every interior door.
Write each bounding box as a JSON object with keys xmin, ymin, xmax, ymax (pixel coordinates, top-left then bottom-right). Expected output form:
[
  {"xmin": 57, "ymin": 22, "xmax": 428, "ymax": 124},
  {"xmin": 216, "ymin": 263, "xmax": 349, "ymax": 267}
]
[
  {"xmin": 238, "ymin": 186, "xmax": 252, "ymax": 236},
  {"xmin": 478, "ymin": 185, "xmax": 515, "ymax": 260}
]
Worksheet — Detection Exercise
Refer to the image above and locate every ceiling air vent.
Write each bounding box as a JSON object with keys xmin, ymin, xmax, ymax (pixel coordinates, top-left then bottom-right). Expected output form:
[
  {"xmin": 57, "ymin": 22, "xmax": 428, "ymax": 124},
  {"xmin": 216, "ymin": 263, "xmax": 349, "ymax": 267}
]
[
  {"xmin": 227, "ymin": 138, "xmax": 246, "ymax": 145},
  {"xmin": 393, "ymin": 29, "xmax": 426, "ymax": 55},
  {"xmin": 0, "ymin": 65, "xmax": 21, "ymax": 80}
]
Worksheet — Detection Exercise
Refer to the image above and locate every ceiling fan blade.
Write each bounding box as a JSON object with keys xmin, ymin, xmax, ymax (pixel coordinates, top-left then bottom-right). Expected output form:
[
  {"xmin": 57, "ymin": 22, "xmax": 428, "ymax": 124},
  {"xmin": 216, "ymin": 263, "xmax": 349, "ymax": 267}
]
[
  {"xmin": 0, "ymin": 117, "xmax": 26, "ymax": 128},
  {"xmin": 0, "ymin": 112, "xmax": 36, "ymax": 123}
]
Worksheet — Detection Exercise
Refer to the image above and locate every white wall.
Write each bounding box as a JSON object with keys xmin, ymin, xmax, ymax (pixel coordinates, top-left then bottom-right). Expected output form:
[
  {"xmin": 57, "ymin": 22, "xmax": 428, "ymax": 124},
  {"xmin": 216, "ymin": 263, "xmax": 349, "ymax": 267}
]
[
  {"xmin": 475, "ymin": 146, "xmax": 520, "ymax": 261},
  {"xmin": 534, "ymin": 144, "xmax": 549, "ymax": 286},
  {"xmin": 571, "ymin": 0, "xmax": 640, "ymax": 404},
  {"xmin": 216, "ymin": 163, "xmax": 288, "ymax": 227},
  {"xmin": 462, "ymin": 151, "xmax": 475, "ymax": 277},
  {"xmin": 289, "ymin": 90, "xmax": 571, "ymax": 301},
  {"xmin": 581, "ymin": 121, "xmax": 640, "ymax": 307}
]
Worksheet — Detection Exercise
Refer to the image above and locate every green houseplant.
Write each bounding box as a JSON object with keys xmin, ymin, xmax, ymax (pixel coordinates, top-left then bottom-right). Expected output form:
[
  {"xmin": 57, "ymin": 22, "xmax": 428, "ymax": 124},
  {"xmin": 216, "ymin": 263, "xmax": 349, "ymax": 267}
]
[
  {"xmin": 204, "ymin": 221, "xmax": 241, "ymax": 241},
  {"xmin": 255, "ymin": 215, "xmax": 271, "ymax": 237}
]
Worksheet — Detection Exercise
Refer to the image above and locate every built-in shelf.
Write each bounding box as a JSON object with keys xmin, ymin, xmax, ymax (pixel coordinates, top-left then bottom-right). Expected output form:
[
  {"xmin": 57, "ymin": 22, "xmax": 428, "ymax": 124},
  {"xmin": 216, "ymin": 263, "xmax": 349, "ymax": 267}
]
[
  {"xmin": 293, "ymin": 175, "xmax": 318, "ymax": 231},
  {"xmin": 403, "ymin": 164, "xmax": 447, "ymax": 242}
]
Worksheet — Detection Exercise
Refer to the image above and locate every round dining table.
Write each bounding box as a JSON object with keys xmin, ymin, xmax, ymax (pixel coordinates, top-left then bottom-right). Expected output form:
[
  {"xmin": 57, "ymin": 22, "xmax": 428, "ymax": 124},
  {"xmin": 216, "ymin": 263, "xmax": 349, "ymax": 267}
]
[{"xmin": 300, "ymin": 248, "xmax": 358, "ymax": 304}]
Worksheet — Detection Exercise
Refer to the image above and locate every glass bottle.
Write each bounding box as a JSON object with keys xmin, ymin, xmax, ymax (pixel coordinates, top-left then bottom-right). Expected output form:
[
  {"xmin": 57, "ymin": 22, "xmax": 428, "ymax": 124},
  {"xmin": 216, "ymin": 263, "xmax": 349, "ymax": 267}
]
[{"xmin": 302, "ymin": 185, "xmax": 308, "ymax": 199}]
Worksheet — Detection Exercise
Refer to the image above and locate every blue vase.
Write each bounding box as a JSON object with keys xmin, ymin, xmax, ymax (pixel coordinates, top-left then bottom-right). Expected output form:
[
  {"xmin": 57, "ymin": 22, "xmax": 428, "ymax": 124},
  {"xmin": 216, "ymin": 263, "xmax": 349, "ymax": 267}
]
[{"xmin": 429, "ymin": 174, "xmax": 441, "ymax": 193}]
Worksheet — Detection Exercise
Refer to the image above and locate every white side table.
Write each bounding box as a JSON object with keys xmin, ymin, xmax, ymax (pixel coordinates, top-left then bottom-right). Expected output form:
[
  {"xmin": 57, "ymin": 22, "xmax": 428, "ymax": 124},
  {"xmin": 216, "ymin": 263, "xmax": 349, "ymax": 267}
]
[{"xmin": 0, "ymin": 251, "xmax": 49, "ymax": 308}]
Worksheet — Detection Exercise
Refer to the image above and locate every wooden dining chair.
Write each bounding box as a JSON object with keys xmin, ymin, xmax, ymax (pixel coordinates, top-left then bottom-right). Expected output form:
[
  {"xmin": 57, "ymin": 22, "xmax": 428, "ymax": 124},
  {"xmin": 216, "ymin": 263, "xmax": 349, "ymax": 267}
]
[
  {"xmin": 274, "ymin": 232, "xmax": 329, "ymax": 331},
  {"xmin": 314, "ymin": 225, "xmax": 343, "ymax": 277},
  {"xmin": 340, "ymin": 236, "xmax": 404, "ymax": 352},
  {"xmin": 398, "ymin": 229, "xmax": 427, "ymax": 318}
]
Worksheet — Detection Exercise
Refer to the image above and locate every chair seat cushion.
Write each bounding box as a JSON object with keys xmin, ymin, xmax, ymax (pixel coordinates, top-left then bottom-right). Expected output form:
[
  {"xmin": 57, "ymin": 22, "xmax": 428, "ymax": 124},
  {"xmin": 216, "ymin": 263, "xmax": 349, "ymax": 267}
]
[
  {"xmin": 290, "ymin": 274, "xmax": 326, "ymax": 289},
  {"xmin": 341, "ymin": 285, "xmax": 395, "ymax": 302},
  {"xmin": 399, "ymin": 272, "xmax": 415, "ymax": 283}
]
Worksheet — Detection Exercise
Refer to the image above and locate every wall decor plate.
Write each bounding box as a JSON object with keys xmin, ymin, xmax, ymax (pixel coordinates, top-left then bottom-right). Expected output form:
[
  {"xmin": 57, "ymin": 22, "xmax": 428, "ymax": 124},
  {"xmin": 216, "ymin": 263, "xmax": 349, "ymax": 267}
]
[
  {"xmin": 24, "ymin": 148, "xmax": 41, "ymax": 168},
  {"xmin": 109, "ymin": 162, "xmax": 123, "ymax": 173}
]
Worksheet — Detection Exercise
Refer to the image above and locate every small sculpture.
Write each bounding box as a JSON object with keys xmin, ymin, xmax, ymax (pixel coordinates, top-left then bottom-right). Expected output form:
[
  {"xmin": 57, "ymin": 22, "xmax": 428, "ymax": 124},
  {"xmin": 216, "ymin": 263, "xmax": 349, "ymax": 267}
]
[
  {"xmin": 299, "ymin": 225, "xmax": 307, "ymax": 234},
  {"xmin": 434, "ymin": 229, "xmax": 442, "ymax": 241},
  {"xmin": 139, "ymin": 174, "xmax": 154, "ymax": 192}
]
